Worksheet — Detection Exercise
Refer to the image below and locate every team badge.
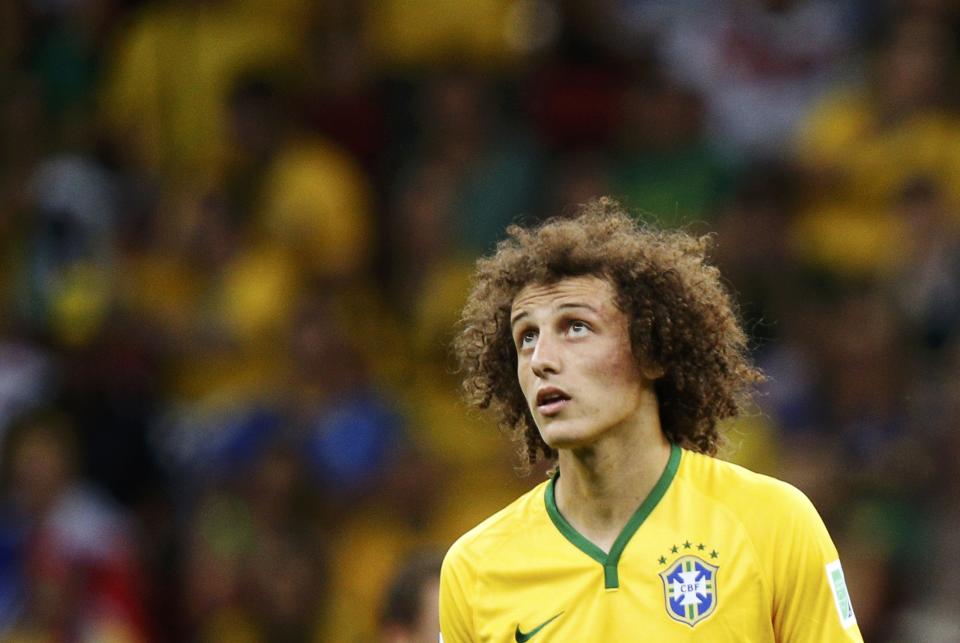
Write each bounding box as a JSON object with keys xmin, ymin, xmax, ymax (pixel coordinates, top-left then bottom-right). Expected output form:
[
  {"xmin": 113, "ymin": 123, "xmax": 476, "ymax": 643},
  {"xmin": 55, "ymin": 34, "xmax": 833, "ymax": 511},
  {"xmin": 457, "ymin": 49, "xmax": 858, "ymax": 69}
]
[{"xmin": 659, "ymin": 555, "xmax": 718, "ymax": 627}]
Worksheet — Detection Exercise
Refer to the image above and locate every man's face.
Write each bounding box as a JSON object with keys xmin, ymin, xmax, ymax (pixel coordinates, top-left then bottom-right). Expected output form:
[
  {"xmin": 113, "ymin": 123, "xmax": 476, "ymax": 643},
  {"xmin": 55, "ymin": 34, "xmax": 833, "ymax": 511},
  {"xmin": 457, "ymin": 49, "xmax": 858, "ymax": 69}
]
[{"xmin": 510, "ymin": 276, "xmax": 653, "ymax": 450}]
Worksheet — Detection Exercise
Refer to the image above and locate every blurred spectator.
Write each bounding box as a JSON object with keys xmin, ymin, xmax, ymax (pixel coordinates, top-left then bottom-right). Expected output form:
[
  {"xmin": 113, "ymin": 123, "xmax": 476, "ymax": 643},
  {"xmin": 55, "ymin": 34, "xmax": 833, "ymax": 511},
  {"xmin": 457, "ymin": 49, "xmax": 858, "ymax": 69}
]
[
  {"xmin": 27, "ymin": 0, "xmax": 119, "ymax": 145},
  {"xmin": 100, "ymin": 0, "xmax": 307, "ymax": 182},
  {"xmin": 611, "ymin": 66, "xmax": 732, "ymax": 227},
  {"xmin": 379, "ymin": 549, "xmax": 443, "ymax": 643},
  {"xmin": 366, "ymin": 0, "xmax": 524, "ymax": 71},
  {"xmin": 0, "ymin": 411, "xmax": 149, "ymax": 641},
  {"xmin": 890, "ymin": 177, "xmax": 960, "ymax": 353},
  {"xmin": 386, "ymin": 71, "xmax": 542, "ymax": 308},
  {"xmin": 540, "ymin": 151, "xmax": 613, "ymax": 216},
  {"xmin": 712, "ymin": 160, "xmax": 801, "ymax": 344},
  {"xmin": 0, "ymin": 337, "xmax": 53, "ymax": 459},
  {"xmin": 422, "ymin": 72, "xmax": 540, "ymax": 253},
  {"xmin": 19, "ymin": 154, "xmax": 119, "ymax": 347},
  {"xmin": 296, "ymin": 3, "xmax": 388, "ymax": 173},
  {"xmin": 180, "ymin": 453, "xmax": 328, "ymax": 643},
  {"xmin": 291, "ymin": 294, "xmax": 407, "ymax": 502},
  {"xmin": 627, "ymin": 0, "xmax": 862, "ymax": 157},
  {"xmin": 257, "ymin": 138, "xmax": 374, "ymax": 282},
  {"xmin": 524, "ymin": 48, "xmax": 627, "ymax": 152},
  {"xmin": 793, "ymin": 12, "xmax": 960, "ymax": 277},
  {"xmin": 386, "ymin": 158, "xmax": 462, "ymax": 307}
]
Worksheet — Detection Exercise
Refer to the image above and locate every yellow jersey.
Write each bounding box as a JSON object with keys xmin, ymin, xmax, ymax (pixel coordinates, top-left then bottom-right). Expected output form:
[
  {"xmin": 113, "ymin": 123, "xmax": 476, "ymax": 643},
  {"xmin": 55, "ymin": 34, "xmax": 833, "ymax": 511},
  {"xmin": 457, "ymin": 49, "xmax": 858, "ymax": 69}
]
[{"xmin": 440, "ymin": 444, "xmax": 863, "ymax": 642}]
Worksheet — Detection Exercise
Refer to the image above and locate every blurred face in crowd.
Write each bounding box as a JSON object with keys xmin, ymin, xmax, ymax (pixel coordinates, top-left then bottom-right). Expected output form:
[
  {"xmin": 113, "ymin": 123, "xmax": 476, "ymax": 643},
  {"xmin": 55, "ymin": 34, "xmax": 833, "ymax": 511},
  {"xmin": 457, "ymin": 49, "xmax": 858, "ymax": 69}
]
[
  {"xmin": 411, "ymin": 575, "xmax": 440, "ymax": 643},
  {"xmin": 11, "ymin": 424, "xmax": 73, "ymax": 515},
  {"xmin": 381, "ymin": 573, "xmax": 440, "ymax": 643},
  {"xmin": 881, "ymin": 16, "xmax": 950, "ymax": 110},
  {"xmin": 511, "ymin": 276, "xmax": 656, "ymax": 451}
]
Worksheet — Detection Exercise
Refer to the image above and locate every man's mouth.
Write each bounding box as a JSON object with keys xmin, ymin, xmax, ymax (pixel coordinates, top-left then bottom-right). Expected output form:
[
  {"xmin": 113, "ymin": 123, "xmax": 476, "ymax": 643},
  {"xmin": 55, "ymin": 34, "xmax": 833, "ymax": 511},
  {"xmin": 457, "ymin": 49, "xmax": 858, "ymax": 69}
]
[{"xmin": 536, "ymin": 387, "xmax": 571, "ymax": 416}]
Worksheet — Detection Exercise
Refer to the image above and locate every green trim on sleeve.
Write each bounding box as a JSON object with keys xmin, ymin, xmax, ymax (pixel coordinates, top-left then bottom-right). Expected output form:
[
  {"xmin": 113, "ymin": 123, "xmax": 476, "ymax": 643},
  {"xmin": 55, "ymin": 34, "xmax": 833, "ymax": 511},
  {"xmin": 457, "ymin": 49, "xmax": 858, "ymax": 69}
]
[{"xmin": 545, "ymin": 443, "xmax": 682, "ymax": 589}]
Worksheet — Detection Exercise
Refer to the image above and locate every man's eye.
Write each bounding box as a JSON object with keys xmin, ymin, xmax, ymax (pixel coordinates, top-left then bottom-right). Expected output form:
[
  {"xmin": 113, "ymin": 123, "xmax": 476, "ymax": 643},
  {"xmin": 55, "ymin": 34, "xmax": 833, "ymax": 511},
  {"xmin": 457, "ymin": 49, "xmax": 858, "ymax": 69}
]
[{"xmin": 569, "ymin": 321, "xmax": 590, "ymax": 336}]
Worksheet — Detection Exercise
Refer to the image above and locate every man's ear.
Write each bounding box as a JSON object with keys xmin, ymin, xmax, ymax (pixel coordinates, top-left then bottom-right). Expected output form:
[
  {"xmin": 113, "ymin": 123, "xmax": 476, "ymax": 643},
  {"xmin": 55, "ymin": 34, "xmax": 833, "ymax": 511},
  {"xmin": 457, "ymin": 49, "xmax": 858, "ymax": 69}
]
[{"xmin": 642, "ymin": 362, "xmax": 665, "ymax": 381}]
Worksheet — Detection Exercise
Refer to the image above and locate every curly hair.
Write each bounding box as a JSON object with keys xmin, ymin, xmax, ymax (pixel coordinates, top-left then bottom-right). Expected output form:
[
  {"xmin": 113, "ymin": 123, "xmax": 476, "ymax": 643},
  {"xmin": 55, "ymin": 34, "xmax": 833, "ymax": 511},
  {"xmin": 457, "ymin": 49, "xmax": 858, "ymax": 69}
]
[{"xmin": 454, "ymin": 198, "xmax": 763, "ymax": 468}]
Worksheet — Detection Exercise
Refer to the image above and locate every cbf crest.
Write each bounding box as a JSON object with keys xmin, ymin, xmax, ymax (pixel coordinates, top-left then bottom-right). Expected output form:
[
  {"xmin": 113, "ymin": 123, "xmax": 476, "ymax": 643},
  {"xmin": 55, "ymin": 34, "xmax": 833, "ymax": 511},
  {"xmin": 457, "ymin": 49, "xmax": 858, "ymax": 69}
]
[{"xmin": 659, "ymin": 555, "xmax": 718, "ymax": 627}]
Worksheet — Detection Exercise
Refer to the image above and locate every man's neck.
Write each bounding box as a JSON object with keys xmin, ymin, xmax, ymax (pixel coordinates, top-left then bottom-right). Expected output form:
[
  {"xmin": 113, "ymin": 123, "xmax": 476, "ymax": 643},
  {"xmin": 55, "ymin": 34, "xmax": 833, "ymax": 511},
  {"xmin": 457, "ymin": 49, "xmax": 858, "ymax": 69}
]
[{"xmin": 553, "ymin": 409, "xmax": 672, "ymax": 554}]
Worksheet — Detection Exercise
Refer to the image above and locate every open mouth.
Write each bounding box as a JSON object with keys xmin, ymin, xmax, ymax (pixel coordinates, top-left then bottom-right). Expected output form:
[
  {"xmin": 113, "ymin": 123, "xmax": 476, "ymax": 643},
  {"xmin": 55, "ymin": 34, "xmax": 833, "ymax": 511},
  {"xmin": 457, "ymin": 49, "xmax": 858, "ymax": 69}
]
[{"xmin": 536, "ymin": 388, "xmax": 570, "ymax": 415}]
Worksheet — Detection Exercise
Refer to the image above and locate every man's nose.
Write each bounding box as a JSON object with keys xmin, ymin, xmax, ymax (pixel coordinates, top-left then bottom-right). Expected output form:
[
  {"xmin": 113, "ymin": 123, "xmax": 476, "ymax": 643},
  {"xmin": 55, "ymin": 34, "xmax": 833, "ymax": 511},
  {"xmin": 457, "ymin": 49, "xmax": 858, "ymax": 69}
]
[{"xmin": 530, "ymin": 332, "xmax": 560, "ymax": 377}]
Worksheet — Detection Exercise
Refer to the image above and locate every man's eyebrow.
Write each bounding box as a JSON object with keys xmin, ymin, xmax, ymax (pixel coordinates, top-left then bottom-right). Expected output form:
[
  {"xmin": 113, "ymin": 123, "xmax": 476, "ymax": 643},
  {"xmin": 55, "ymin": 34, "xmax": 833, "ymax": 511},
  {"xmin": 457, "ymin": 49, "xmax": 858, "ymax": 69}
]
[
  {"xmin": 557, "ymin": 303, "xmax": 598, "ymax": 314},
  {"xmin": 511, "ymin": 302, "xmax": 598, "ymax": 327}
]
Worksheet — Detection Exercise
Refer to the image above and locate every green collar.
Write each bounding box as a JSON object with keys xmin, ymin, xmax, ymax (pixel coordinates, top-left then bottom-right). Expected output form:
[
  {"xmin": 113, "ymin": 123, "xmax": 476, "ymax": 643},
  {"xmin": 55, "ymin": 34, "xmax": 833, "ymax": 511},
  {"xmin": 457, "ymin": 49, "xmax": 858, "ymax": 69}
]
[{"xmin": 545, "ymin": 443, "xmax": 681, "ymax": 589}]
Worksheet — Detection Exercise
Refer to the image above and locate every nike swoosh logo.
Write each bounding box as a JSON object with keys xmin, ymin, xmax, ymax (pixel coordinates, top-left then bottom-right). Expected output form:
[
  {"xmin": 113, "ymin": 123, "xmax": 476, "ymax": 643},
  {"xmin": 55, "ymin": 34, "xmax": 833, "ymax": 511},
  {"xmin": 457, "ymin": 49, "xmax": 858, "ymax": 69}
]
[{"xmin": 515, "ymin": 611, "xmax": 564, "ymax": 642}]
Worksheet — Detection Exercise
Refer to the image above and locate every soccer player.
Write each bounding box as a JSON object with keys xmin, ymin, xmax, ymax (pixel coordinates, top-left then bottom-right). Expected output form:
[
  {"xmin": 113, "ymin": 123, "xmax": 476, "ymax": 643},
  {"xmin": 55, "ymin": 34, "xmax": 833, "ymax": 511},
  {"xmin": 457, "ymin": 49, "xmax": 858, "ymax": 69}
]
[{"xmin": 439, "ymin": 199, "xmax": 863, "ymax": 641}]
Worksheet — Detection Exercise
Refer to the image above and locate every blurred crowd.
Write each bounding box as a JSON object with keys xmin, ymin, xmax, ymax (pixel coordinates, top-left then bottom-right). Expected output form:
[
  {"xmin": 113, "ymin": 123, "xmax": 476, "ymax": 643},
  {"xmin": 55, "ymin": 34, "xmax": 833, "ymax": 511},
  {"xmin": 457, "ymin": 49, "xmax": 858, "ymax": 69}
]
[{"xmin": 1, "ymin": 0, "xmax": 959, "ymax": 641}]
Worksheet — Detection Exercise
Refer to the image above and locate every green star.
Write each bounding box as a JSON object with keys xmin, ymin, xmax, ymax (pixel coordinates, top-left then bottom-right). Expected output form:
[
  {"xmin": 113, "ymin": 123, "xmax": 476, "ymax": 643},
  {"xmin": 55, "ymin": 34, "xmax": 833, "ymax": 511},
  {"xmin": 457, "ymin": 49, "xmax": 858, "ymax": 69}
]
[
  {"xmin": 658, "ymin": 556, "xmax": 666, "ymax": 565},
  {"xmin": 710, "ymin": 550, "xmax": 719, "ymax": 559},
  {"xmin": 697, "ymin": 543, "xmax": 705, "ymax": 551},
  {"xmin": 670, "ymin": 545, "xmax": 678, "ymax": 553},
  {"xmin": 683, "ymin": 540, "xmax": 692, "ymax": 549}
]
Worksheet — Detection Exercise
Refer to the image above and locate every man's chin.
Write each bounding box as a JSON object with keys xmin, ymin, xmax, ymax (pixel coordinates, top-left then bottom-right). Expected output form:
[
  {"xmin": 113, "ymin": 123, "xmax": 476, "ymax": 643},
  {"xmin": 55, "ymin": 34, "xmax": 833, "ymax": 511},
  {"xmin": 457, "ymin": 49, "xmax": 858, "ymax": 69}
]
[{"xmin": 538, "ymin": 425, "xmax": 595, "ymax": 452}]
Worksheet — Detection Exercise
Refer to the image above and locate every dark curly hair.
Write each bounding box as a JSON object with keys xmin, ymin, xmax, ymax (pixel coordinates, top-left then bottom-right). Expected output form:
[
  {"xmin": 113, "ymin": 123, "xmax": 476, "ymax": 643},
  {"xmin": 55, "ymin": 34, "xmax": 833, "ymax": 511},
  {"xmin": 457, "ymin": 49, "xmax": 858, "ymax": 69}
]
[{"xmin": 454, "ymin": 198, "xmax": 763, "ymax": 468}]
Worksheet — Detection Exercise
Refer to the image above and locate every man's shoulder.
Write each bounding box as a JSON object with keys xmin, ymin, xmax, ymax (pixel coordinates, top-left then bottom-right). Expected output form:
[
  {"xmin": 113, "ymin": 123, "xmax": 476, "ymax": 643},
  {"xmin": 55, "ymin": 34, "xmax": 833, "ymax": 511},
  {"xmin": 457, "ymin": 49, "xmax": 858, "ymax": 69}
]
[
  {"xmin": 444, "ymin": 478, "xmax": 551, "ymax": 568},
  {"xmin": 679, "ymin": 449, "xmax": 818, "ymax": 521}
]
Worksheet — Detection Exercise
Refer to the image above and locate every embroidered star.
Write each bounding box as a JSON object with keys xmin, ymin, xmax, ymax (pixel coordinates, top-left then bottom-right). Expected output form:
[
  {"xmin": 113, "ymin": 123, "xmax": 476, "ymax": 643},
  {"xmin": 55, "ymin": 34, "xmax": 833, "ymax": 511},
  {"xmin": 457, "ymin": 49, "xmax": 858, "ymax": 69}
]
[
  {"xmin": 683, "ymin": 540, "xmax": 692, "ymax": 549},
  {"xmin": 670, "ymin": 545, "xmax": 678, "ymax": 553},
  {"xmin": 710, "ymin": 549, "xmax": 719, "ymax": 559},
  {"xmin": 658, "ymin": 556, "xmax": 666, "ymax": 565},
  {"xmin": 697, "ymin": 543, "xmax": 705, "ymax": 551}
]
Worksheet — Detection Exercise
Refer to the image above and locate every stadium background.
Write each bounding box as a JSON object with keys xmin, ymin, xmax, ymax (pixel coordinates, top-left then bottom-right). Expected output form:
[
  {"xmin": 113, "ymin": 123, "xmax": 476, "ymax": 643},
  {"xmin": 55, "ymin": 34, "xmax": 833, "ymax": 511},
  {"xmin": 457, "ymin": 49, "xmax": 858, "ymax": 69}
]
[{"xmin": 1, "ymin": 0, "xmax": 960, "ymax": 641}]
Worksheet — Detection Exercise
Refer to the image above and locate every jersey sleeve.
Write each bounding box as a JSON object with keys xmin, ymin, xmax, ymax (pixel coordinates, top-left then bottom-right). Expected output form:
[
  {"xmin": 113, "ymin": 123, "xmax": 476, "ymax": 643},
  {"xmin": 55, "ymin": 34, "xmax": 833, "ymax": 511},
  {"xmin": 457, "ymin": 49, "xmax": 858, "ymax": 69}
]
[
  {"xmin": 439, "ymin": 539, "xmax": 478, "ymax": 643},
  {"xmin": 768, "ymin": 484, "xmax": 864, "ymax": 643}
]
